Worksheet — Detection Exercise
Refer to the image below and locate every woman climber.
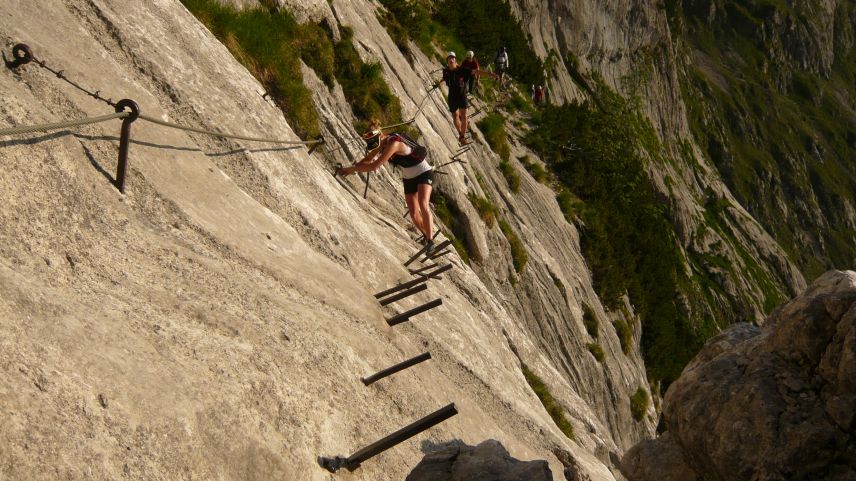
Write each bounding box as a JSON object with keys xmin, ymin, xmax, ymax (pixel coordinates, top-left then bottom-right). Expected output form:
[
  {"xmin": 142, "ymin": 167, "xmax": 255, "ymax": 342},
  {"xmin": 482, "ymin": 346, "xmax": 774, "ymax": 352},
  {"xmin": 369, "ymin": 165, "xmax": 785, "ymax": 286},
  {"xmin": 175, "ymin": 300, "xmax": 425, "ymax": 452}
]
[{"xmin": 337, "ymin": 122, "xmax": 437, "ymax": 252}]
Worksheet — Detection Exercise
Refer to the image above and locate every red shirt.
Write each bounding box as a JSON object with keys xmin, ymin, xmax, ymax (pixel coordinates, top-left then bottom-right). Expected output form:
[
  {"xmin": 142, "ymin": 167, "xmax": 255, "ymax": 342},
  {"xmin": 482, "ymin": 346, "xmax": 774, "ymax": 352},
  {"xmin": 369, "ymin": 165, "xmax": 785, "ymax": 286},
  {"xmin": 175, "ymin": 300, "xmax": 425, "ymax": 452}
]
[{"xmin": 461, "ymin": 58, "xmax": 480, "ymax": 71}]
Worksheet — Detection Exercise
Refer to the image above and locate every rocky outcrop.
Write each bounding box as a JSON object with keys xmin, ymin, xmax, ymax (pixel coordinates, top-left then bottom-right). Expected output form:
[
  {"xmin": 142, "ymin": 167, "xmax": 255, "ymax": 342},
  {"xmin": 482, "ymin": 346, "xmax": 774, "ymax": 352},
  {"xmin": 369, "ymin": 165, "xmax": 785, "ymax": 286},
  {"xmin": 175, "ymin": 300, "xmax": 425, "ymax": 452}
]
[
  {"xmin": 406, "ymin": 440, "xmax": 552, "ymax": 481},
  {"xmin": 622, "ymin": 270, "xmax": 856, "ymax": 481}
]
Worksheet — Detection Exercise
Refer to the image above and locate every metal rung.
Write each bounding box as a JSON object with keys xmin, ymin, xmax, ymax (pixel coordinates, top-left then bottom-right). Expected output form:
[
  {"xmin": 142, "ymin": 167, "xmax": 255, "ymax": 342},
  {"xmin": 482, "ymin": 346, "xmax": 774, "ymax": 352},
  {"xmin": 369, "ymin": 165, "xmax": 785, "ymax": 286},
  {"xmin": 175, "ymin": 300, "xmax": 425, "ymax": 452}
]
[
  {"xmin": 373, "ymin": 264, "xmax": 453, "ymax": 299},
  {"xmin": 386, "ymin": 298, "xmax": 442, "ymax": 326},
  {"xmin": 361, "ymin": 352, "xmax": 431, "ymax": 386},
  {"xmin": 318, "ymin": 403, "xmax": 458, "ymax": 472},
  {"xmin": 378, "ymin": 283, "xmax": 428, "ymax": 306}
]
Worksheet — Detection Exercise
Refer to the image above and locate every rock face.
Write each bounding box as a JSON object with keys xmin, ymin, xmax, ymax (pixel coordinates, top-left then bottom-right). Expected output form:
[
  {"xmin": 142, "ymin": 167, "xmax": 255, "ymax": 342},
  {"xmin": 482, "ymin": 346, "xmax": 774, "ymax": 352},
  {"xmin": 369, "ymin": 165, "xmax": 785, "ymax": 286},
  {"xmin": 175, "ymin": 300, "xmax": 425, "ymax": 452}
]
[
  {"xmin": 622, "ymin": 270, "xmax": 856, "ymax": 481},
  {"xmin": 406, "ymin": 440, "xmax": 553, "ymax": 481}
]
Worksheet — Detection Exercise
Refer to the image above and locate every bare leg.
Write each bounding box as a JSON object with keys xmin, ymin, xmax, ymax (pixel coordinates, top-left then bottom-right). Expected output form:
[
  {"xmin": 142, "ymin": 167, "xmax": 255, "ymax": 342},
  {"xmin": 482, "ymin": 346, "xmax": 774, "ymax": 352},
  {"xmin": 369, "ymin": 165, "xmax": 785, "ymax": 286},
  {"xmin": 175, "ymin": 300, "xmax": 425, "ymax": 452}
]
[
  {"xmin": 417, "ymin": 183, "xmax": 433, "ymax": 240},
  {"xmin": 406, "ymin": 193, "xmax": 424, "ymax": 235},
  {"xmin": 452, "ymin": 110, "xmax": 462, "ymax": 136},
  {"xmin": 460, "ymin": 107, "xmax": 469, "ymax": 137}
]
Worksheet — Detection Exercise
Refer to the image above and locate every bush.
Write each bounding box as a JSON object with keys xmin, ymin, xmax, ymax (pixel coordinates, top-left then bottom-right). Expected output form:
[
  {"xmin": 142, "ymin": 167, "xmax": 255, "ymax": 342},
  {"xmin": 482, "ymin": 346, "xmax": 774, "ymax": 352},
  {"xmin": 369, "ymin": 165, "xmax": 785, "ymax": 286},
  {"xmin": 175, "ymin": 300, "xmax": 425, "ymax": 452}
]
[
  {"xmin": 334, "ymin": 27, "xmax": 409, "ymax": 132},
  {"xmin": 582, "ymin": 303, "xmax": 599, "ymax": 338},
  {"xmin": 526, "ymin": 85, "xmax": 702, "ymax": 384},
  {"xmin": 630, "ymin": 387, "xmax": 650, "ymax": 421},
  {"xmin": 433, "ymin": 192, "xmax": 470, "ymax": 264},
  {"xmin": 499, "ymin": 160, "xmax": 520, "ymax": 193},
  {"xmin": 521, "ymin": 363, "xmax": 574, "ymax": 439},
  {"xmin": 520, "ymin": 155, "xmax": 549, "ymax": 183},
  {"xmin": 614, "ymin": 318, "xmax": 633, "ymax": 354},
  {"xmin": 586, "ymin": 343, "xmax": 605, "ymax": 363},
  {"xmin": 468, "ymin": 193, "xmax": 497, "ymax": 227},
  {"xmin": 555, "ymin": 189, "xmax": 579, "ymax": 223},
  {"xmin": 181, "ymin": 0, "xmax": 322, "ymax": 138},
  {"xmin": 477, "ymin": 113, "xmax": 511, "ymax": 161},
  {"xmin": 499, "ymin": 219, "xmax": 528, "ymax": 273}
]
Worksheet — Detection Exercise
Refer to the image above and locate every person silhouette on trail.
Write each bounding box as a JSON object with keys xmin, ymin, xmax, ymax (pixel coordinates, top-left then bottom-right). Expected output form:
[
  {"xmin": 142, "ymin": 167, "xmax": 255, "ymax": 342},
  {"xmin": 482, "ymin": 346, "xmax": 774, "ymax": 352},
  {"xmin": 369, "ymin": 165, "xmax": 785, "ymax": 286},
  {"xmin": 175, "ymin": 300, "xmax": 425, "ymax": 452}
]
[
  {"xmin": 438, "ymin": 51, "xmax": 499, "ymax": 146},
  {"xmin": 494, "ymin": 46, "xmax": 509, "ymax": 82},
  {"xmin": 461, "ymin": 50, "xmax": 480, "ymax": 94},
  {"xmin": 337, "ymin": 122, "xmax": 438, "ymax": 252}
]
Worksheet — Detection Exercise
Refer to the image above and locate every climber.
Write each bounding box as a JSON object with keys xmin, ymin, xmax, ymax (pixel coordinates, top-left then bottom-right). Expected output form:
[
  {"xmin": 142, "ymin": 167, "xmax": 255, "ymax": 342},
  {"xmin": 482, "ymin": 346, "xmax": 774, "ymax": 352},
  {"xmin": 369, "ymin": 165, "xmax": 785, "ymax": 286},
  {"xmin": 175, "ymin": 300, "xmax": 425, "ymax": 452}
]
[
  {"xmin": 438, "ymin": 51, "xmax": 499, "ymax": 146},
  {"xmin": 337, "ymin": 122, "xmax": 437, "ymax": 252},
  {"xmin": 461, "ymin": 50, "xmax": 480, "ymax": 94},
  {"xmin": 494, "ymin": 46, "xmax": 509, "ymax": 83}
]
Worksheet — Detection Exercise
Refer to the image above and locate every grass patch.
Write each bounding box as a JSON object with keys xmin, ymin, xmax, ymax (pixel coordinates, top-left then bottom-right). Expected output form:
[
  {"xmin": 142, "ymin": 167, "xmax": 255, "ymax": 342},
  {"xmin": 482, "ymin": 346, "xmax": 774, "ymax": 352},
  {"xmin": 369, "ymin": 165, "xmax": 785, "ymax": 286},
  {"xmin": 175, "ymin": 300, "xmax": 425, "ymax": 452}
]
[
  {"xmin": 555, "ymin": 189, "xmax": 581, "ymax": 223},
  {"xmin": 180, "ymin": 0, "xmax": 322, "ymax": 138},
  {"xmin": 520, "ymin": 155, "xmax": 549, "ymax": 183},
  {"xmin": 477, "ymin": 113, "xmax": 511, "ymax": 161},
  {"xmin": 521, "ymin": 363, "xmax": 574, "ymax": 439},
  {"xmin": 499, "ymin": 219, "xmax": 528, "ymax": 273},
  {"xmin": 468, "ymin": 193, "xmax": 498, "ymax": 227},
  {"xmin": 614, "ymin": 318, "xmax": 633, "ymax": 355},
  {"xmin": 433, "ymin": 191, "xmax": 470, "ymax": 264},
  {"xmin": 586, "ymin": 343, "xmax": 605, "ymax": 363},
  {"xmin": 630, "ymin": 387, "xmax": 650, "ymax": 421},
  {"xmin": 499, "ymin": 159, "xmax": 521, "ymax": 193},
  {"xmin": 582, "ymin": 303, "xmax": 599, "ymax": 338}
]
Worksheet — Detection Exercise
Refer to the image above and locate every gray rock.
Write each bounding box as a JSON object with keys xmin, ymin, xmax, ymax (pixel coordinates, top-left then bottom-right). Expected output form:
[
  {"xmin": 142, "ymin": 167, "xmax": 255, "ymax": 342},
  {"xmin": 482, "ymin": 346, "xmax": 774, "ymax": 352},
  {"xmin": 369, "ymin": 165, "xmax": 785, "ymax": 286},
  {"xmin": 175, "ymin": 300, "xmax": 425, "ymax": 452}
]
[
  {"xmin": 406, "ymin": 440, "xmax": 553, "ymax": 481},
  {"xmin": 622, "ymin": 270, "xmax": 856, "ymax": 481}
]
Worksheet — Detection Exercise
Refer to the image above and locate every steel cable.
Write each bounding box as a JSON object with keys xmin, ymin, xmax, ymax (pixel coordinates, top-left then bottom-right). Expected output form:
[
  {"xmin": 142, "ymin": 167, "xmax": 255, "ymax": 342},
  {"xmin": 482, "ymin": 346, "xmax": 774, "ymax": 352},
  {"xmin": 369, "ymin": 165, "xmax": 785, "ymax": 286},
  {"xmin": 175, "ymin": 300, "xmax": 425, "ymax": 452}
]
[{"xmin": 0, "ymin": 111, "xmax": 130, "ymax": 136}]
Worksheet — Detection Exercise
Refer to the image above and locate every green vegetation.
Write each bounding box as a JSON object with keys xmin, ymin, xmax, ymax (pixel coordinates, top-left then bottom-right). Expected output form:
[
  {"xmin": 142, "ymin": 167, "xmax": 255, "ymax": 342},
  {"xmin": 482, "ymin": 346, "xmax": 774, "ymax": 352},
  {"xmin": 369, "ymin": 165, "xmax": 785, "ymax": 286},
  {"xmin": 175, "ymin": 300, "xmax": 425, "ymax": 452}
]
[
  {"xmin": 433, "ymin": 191, "xmax": 471, "ymax": 263},
  {"xmin": 582, "ymin": 303, "xmax": 599, "ymax": 339},
  {"xmin": 555, "ymin": 189, "xmax": 580, "ymax": 224},
  {"xmin": 520, "ymin": 155, "xmax": 549, "ymax": 183},
  {"xmin": 630, "ymin": 387, "xmax": 650, "ymax": 422},
  {"xmin": 586, "ymin": 343, "xmax": 605, "ymax": 363},
  {"xmin": 181, "ymin": 1, "xmax": 412, "ymax": 137},
  {"xmin": 477, "ymin": 113, "xmax": 511, "ymax": 161},
  {"xmin": 468, "ymin": 193, "xmax": 498, "ymax": 227},
  {"xmin": 527, "ymin": 85, "xmax": 703, "ymax": 383},
  {"xmin": 675, "ymin": 0, "xmax": 856, "ymax": 278},
  {"xmin": 334, "ymin": 27, "xmax": 410, "ymax": 133},
  {"xmin": 499, "ymin": 159, "xmax": 520, "ymax": 193},
  {"xmin": 499, "ymin": 219, "xmax": 528, "ymax": 273},
  {"xmin": 614, "ymin": 318, "xmax": 633, "ymax": 355},
  {"xmin": 521, "ymin": 363, "xmax": 574, "ymax": 439},
  {"xmin": 180, "ymin": 0, "xmax": 322, "ymax": 137}
]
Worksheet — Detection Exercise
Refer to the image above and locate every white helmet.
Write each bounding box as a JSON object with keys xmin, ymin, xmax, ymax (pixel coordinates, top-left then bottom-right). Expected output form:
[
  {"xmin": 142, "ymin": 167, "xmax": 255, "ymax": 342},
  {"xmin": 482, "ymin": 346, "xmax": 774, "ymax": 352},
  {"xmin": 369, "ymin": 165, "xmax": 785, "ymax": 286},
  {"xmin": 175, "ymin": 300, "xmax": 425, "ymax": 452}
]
[
  {"xmin": 447, "ymin": 51, "xmax": 456, "ymax": 59},
  {"xmin": 466, "ymin": 50, "xmax": 474, "ymax": 58}
]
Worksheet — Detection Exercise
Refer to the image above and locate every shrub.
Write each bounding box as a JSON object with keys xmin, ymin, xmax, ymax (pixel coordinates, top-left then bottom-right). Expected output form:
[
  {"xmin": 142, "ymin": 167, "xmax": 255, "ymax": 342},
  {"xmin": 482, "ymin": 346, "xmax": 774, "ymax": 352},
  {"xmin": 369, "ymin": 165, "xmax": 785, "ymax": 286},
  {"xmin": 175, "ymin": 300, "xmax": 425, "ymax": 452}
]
[
  {"xmin": 468, "ymin": 193, "xmax": 497, "ymax": 227},
  {"xmin": 614, "ymin": 318, "xmax": 632, "ymax": 354},
  {"xmin": 499, "ymin": 160, "xmax": 520, "ymax": 193},
  {"xmin": 521, "ymin": 363, "xmax": 574, "ymax": 439},
  {"xmin": 433, "ymin": 192, "xmax": 470, "ymax": 264},
  {"xmin": 526, "ymin": 85, "xmax": 702, "ymax": 384},
  {"xmin": 586, "ymin": 343, "xmax": 605, "ymax": 363},
  {"xmin": 181, "ymin": 0, "xmax": 321, "ymax": 138},
  {"xmin": 582, "ymin": 303, "xmax": 599, "ymax": 338},
  {"xmin": 555, "ymin": 189, "xmax": 579, "ymax": 223},
  {"xmin": 477, "ymin": 113, "xmax": 511, "ymax": 161},
  {"xmin": 630, "ymin": 387, "xmax": 650, "ymax": 421},
  {"xmin": 520, "ymin": 155, "xmax": 549, "ymax": 183},
  {"xmin": 499, "ymin": 219, "xmax": 528, "ymax": 273}
]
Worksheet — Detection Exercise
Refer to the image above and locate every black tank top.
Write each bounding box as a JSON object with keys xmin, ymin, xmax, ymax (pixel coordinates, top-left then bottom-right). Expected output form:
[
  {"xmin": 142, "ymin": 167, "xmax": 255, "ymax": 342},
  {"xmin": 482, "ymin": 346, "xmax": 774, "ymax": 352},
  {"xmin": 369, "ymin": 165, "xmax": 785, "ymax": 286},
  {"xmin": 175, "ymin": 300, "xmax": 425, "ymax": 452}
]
[{"xmin": 387, "ymin": 133, "xmax": 427, "ymax": 168}]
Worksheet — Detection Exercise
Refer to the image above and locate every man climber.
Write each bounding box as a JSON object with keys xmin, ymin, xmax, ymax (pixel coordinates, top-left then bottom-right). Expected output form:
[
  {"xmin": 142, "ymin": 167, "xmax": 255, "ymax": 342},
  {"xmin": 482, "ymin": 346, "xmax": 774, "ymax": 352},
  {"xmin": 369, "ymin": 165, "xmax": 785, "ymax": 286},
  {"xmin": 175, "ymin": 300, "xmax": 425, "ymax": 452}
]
[
  {"xmin": 337, "ymin": 122, "xmax": 438, "ymax": 253},
  {"xmin": 438, "ymin": 51, "xmax": 499, "ymax": 146}
]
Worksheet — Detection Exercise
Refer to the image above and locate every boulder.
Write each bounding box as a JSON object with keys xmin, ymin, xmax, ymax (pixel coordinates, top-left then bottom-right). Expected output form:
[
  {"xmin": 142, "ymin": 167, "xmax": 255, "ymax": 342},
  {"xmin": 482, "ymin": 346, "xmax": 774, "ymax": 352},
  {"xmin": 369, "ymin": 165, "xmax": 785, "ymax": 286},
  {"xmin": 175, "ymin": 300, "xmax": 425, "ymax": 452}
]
[
  {"xmin": 622, "ymin": 270, "xmax": 856, "ymax": 481},
  {"xmin": 406, "ymin": 440, "xmax": 553, "ymax": 481}
]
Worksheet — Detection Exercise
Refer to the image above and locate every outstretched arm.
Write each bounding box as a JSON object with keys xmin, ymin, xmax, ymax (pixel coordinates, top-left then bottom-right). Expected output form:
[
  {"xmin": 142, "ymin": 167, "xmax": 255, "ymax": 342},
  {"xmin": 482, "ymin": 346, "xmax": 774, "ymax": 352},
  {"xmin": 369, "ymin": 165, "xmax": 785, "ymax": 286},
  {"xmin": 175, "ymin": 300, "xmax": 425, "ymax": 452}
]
[{"xmin": 339, "ymin": 141, "xmax": 403, "ymax": 175}]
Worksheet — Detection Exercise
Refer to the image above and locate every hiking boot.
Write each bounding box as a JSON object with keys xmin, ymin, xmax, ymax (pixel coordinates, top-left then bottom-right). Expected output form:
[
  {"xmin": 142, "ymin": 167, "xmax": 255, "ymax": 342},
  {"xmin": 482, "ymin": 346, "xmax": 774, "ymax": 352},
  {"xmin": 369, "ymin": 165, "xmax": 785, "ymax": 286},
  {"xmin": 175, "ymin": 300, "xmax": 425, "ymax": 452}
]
[{"xmin": 424, "ymin": 238, "xmax": 435, "ymax": 257}]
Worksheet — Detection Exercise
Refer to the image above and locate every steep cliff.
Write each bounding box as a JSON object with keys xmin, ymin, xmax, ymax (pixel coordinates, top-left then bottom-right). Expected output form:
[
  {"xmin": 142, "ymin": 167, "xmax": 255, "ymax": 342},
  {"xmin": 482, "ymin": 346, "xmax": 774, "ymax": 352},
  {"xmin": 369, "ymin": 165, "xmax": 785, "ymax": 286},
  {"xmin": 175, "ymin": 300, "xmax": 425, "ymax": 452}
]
[{"xmin": 0, "ymin": 1, "xmax": 658, "ymax": 480}]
